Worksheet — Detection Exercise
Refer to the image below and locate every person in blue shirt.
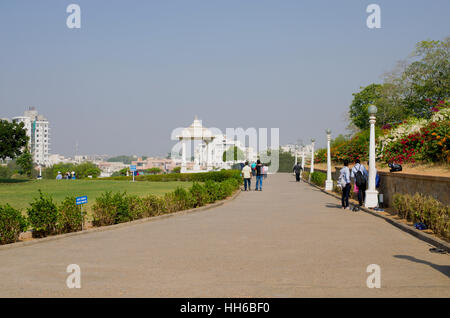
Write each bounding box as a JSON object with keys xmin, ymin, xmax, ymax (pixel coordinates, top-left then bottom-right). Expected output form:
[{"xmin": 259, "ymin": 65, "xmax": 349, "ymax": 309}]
[{"xmin": 351, "ymin": 159, "xmax": 368, "ymax": 206}]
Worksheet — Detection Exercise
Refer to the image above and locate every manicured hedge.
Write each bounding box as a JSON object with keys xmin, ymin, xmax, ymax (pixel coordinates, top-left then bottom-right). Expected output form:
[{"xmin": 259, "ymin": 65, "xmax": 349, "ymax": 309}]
[
  {"xmin": 91, "ymin": 178, "xmax": 241, "ymax": 226},
  {"xmin": 0, "ymin": 171, "xmax": 242, "ymax": 245},
  {"xmin": 101, "ymin": 170, "xmax": 242, "ymax": 183}
]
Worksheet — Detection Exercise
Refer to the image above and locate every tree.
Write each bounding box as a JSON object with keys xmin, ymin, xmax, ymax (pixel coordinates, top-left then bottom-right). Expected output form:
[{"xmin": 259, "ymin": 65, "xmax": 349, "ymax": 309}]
[
  {"xmin": 399, "ymin": 38, "xmax": 450, "ymax": 117},
  {"xmin": 0, "ymin": 120, "xmax": 29, "ymax": 160},
  {"xmin": 349, "ymin": 83, "xmax": 407, "ymax": 130},
  {"xmin": 172, "ymin": 166, "xmax": 181, "ymax": 173},
  {"xmin": 349, "ymin": 84, "xmax": 384, "ymax": 130},
  {"xmin": 222, "ymin": 146, "xmax": 244, "ymax": 162},
  {"xmin": 146, "ymin": 167, "xmax": 162, "ymax": 175},
  {"xmin": 16, "ymin": 149, "xmax": 33, "ymax": 177},
  {"xmin": 75, "ymin": 162, "xmax": 101, "ymax": 178}
]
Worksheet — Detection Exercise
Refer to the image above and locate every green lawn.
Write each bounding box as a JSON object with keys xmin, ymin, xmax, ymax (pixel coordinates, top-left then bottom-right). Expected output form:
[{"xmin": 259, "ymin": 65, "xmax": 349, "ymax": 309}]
[{"xmin": 0, "ymin": 179, "xmax": 192, "ymax": 212}]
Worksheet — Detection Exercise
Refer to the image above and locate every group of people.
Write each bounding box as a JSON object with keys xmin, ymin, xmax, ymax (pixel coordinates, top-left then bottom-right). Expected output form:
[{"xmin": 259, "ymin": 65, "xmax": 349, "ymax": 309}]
[
  {"xmin": 241, "ymin": 160, "xmax": 268, "ymax": 191},
  {"xmin": 56, "ymin": 171, "xmax": 76, "ymax": 180},
  {"xmin": 338, "ymin": 159, "xmax": 379, "ymax": 209}
]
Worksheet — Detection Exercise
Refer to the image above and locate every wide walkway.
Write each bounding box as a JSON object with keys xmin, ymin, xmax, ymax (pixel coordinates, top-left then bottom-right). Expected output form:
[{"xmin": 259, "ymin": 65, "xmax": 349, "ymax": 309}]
[{"xmin": 1, "ymin": 174, "xmax": 449, "ymax": 297}]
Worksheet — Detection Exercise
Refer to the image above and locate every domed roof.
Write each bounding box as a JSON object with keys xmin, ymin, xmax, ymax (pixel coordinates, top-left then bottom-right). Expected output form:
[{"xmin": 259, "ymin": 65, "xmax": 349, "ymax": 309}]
[{"xmin": 176, "ymin": 116, "xmax": 215, "ymax": 140}]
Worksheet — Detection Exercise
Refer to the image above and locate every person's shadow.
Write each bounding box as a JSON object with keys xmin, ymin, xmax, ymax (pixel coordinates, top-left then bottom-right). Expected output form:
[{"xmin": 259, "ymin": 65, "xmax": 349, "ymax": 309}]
[{"xmin": 394, "ymin": 255, "xmax": 450, "ymax": 278}]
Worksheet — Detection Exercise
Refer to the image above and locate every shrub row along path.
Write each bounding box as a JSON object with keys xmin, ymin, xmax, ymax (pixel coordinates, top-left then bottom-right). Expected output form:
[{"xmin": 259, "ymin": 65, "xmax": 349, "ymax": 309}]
[{"xmin": 1, "ymin": 173, "xmax": 449, "ymax": 297}]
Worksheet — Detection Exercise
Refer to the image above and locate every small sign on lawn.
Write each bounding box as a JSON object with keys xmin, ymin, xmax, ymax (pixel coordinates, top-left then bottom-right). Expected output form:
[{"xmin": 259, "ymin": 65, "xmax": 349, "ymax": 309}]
[{"xmin": 76, "ymin": 196, "xmax": 88, "ymax": 205}]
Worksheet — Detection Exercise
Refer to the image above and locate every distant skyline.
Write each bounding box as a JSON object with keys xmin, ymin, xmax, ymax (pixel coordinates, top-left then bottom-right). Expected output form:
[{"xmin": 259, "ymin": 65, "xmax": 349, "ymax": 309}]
[{"xmin": 1, "ymin": 1, "xmax": 449, "ymax": 156}]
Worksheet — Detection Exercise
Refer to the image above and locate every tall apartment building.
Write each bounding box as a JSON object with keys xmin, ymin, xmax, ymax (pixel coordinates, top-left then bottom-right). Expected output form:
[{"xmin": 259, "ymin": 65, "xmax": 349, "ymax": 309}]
[{"xmin": 12, "ymin": 107, "xmax": 50, "ymax": 166}]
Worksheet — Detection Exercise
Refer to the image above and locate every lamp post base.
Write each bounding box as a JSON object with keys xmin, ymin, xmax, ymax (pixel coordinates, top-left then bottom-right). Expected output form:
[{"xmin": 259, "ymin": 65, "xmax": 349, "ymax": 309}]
[
  {"xmin": 325, "ymin": 180, "xmax": 333, "ymax": 191},
  {"xmin": 365, "ymin": 190, "xmax": 379, "ymax": 208}
]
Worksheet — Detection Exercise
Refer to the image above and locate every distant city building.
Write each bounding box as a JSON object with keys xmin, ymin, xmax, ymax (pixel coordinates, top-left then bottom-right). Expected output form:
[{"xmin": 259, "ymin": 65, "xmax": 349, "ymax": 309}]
[
  {"xmin": 96, "ymin": 161, "xmax": 128, "ymax": 178},
  {"xmin": 131, "ymin": 157, "xmax": 180, "ymax": 174},
  {"xmin": 48, "ymin": 154, "xmax": 74, "ymax": 166},
  {"xmin": 74, "ymin": 154, "xmax": 109, "ymax": 164},
  {"xmin": 12, "ymin": 107, "xmax": 50, "ymax": 166}
]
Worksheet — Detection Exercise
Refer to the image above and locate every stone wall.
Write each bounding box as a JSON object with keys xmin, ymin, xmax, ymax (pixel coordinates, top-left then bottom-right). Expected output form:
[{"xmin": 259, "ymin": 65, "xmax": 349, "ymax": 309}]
[{"xmin": 310, "ymin": 167, "xmax": 450, "ymax": 207}]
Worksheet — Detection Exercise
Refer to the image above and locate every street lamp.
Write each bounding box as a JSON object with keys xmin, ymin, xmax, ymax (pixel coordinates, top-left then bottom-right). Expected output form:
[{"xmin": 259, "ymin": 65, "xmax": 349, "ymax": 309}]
[
  {"xmin": 295, "ymin": 144, "xmax": 299, "ymax": 165},
  {"xmin": 325, "ymin": 129, "xmax": 333, "ymax": 191},
  {"xmin": 365, "ymin": 105, "xmax": 378, "ymax": 208},
  {"xmin": 310, "ymin": 138, "xmax": 315, "ymax": 175}
]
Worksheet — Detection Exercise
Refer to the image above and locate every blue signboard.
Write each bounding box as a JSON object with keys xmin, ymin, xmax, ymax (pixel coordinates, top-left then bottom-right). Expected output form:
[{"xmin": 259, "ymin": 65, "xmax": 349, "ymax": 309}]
[
  {"xmin": 76, "ymin": 196, "xmax": 88, "ymax": 205},
  {"xmin": 130, "ymin": 165, "xmax": 137, "ymax": 172}
]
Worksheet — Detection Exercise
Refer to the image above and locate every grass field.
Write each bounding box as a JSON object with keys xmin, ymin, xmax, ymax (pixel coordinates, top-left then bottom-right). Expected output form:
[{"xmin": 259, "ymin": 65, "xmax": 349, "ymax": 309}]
[{"xmin": 0, "ymin": 179, "xmax": 192, "ymax": 212}]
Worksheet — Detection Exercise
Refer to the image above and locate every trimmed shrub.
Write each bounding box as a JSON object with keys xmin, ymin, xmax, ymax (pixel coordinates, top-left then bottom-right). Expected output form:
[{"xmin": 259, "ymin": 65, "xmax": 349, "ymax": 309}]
[
  {"xmin": 173, "ymin": 187, "xmax": 194, "ymax": 211},
  {"xmin": 393, "ymin": 193, "xmax": 449, "ymax": 241},
  {"xmin": 58, "ymin": 196, "xmax": 83, "ymax": 234},
  {"xmin": 0, "ymin": 204, "xmax": 28, "ymax": 245},
  {"xmin": 140, "ymin": 194, "xmax": 166, "ymax": 216},
  {"xmin": 204, "ymin": 180, "xmax": 221, "ymax": 203},
  {"xmin": 189, "ymin": 182, "xmax": 209, "ymax": 207},
  {"xmin": 92, "ymin": 191, "xmax": 129, "ymax": 226},
  {"xmin": 27, "ymin": 190, "xmax": 59, "ymax": 238},
  {"xmin": 310, "ymin": 171, "xmax": 327, "ymax": 187}
]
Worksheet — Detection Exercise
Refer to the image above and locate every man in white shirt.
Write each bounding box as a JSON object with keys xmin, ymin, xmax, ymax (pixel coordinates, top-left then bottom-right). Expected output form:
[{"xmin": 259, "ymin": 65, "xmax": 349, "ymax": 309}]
[
  {"xmin": 241, "ymin": 161, "xmax": 252, "ymax": 191},
  {"xmin": 339, "ymin": 160, "xmax": 351, "ymax": 209}
]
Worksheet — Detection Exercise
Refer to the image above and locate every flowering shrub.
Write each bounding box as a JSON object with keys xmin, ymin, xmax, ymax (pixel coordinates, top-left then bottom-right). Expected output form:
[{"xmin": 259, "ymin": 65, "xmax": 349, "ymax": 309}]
[
  {"xmin": 380, "ymin": 120, "xmax": 450, "ymax": 164},
  {"xmin": 377, "ymin": 101, "xmax": 450, "ymax": 164},
  {"xmin": 314, "ymin": 148, "xmax": 327, "ymax": 163},
  {"xmin": 331, "ymin": 130, "xmax": 374, "ymax": 163}
]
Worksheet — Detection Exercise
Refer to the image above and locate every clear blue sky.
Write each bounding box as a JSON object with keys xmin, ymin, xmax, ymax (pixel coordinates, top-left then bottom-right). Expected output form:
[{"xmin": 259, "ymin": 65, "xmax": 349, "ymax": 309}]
[{"xmin": 1, "ymin": 0, "xmax": 449, "ymax": 156}]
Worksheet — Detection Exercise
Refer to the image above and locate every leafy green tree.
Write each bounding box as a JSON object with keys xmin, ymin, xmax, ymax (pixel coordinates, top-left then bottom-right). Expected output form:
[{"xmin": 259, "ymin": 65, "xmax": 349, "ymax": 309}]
[
  {"xmin": 0, "ymin": 120, "xmax": 29, "ymax": 160},
  {"xmin": 172, "ymin": 166, "xmax": 181, "ymax": 173},
  {"xmin": 111, "ymin": 167, "xmax": 129, "ymax": 177},
  {"xmin": 74, "ymin": 162, "xmax": 101, "ymax": 178},
  {"xmin": 16, "ymin": 149, "xmax": 33, "ymax": 177},
  {"xmin": 146, "ymin": 167, "xmax": 162, "ymax": 175},
  {"xmin": 399, "ymin": 38, "xmax": 450, "ymax": 117},
  {"xmin": 349, "ymin": 83, "xmax": 407, "ymax": 129},
  {"xmin": 222, "ymin": 146, "xmax": 244, "ymax": 162},
  {"xmin": 349, "ymin": 84, "xmax": 384, "ymax": 130}
]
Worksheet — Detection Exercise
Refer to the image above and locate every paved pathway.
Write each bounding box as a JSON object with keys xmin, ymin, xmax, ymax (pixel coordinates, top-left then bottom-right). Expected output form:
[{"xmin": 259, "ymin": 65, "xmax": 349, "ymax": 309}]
[{"xmin": 1, "ymin": 174, "xmax": 449, "ymax": 297}]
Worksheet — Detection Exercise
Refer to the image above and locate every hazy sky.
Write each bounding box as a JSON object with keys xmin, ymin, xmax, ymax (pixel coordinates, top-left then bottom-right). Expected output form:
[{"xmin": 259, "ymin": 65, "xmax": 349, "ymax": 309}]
[{"xmin": 1, "ymin": 0, "xmax": 449, "ymax": 156}]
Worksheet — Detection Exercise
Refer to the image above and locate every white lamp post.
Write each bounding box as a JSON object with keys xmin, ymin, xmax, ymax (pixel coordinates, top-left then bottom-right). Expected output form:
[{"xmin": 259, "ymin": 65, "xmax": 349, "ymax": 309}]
[
  {"xmin": 365, "ymin": 105, "xmax": 379, "ymax": 208},
  {"xmin": 310, "ymin": 139, "xmax": 315, "ymax": 181},
  {"xmin": 325, "ymin": 129, "xmax": 333, "ymax": 191},
  {"xmin": 295, "ymin": 144, "xmax": 298, "ymax": 165},
  {"xmin": 301, "ymin": 147, "xmax": 305, "ymax": 171}
]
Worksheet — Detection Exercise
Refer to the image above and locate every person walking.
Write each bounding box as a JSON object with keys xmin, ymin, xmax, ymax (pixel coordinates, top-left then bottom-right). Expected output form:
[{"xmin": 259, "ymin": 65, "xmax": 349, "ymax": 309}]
[
  {"xmin": 251, "ymin": 161, "xmax": 256, "ymax": 177},
  {"xmin": 338, "ymin": 160, "xmax": 351, "ymax": 209},
  {"xmin": 293, "ymin": 162, "xmax": 303, "ymax": 182},
  {"xmin": 241, "ymin": 161, "xmax": 252, "ymax": 191},
  {"xmin": 263, "ymin": 164, "xmax": 268, "ymax": 179},
  {"xmin": 255, "ymin": 160, "xmax": 263, "ymax": 191},
  {"xmin": 351, "ymin": 159, "xmax": 368, "ymax": 206}
]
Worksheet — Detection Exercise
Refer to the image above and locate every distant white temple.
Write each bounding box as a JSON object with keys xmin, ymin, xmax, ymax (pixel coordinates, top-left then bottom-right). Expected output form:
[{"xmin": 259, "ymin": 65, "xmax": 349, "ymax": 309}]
[{"xmin": 176, "ymin": 117, "xmax": 257, "ymax": 173}]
